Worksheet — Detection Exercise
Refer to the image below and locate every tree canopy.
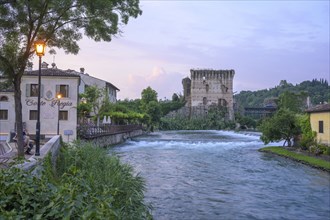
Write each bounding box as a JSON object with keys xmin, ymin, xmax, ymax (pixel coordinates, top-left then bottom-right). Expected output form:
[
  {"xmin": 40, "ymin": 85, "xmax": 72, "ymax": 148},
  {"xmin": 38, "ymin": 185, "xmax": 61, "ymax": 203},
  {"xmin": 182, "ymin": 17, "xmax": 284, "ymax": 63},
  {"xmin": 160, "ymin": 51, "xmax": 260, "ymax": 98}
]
[
  {"xmin": 259, "ymin": 108, "xmax": 301, "ymax": 147},
  {"xmin": 0, "ymin": 0, "xmax": 142, "ymax": 156},
  {"xmin": 235, "ymin": 79, "xmax": 329, "ymax": 109}
]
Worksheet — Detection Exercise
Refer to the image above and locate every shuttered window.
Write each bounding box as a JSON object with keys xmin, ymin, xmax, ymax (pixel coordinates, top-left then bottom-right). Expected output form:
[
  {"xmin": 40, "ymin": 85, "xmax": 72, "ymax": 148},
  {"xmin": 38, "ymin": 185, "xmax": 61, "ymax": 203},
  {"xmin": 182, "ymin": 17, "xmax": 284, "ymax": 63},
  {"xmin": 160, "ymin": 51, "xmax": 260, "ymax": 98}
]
[
  {"xmin": 0, "ymin": 110, "xmax": 8, "ymax": 120},
  {"xmin": 319, "ymin": 121, "xmax": 324, "ymax": 133},
  {"xmin": 26, "ymin": 84, "xmax": 44, "ymax": 97},
  {"xmin": 29, "ymin": 110, "xmax": 38, "ymax": 120},
  {"xmin": 59, "ymin": 111, "xmax": 68, "ymax": 120},
  {"xmin": 56, "ymin": 85, "xmax": 69, "ymax": 98}
]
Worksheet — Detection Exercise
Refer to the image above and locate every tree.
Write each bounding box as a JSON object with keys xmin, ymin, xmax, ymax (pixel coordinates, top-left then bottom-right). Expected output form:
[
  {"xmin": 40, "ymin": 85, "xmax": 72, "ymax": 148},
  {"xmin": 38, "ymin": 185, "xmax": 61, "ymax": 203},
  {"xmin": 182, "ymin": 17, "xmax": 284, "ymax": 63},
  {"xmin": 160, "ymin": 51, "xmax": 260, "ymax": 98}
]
[
  {"xmin": 141, "ymin": 86, "xmax": 158, "ymax": 108},
  {"xmin": 278, "ymin": 91, "xmax": 307, "ymax": 113},
  {"xmin": 0, "ymin": 1, "xmax": 142, "ymax": 156},
  {"xmin": 259, "ymin": 109, "xmax": 300, "ymax": 147},
  {"xmin": 140, "ymin": 87, "xmax": 161, "ymax": 130},
  {"xmin": 81, "ymin": 86, "xmax": 106, "ymax": 126},
  {"xmin": 172, "ymin": 93, "xmax": 179, "ymax": 102}
]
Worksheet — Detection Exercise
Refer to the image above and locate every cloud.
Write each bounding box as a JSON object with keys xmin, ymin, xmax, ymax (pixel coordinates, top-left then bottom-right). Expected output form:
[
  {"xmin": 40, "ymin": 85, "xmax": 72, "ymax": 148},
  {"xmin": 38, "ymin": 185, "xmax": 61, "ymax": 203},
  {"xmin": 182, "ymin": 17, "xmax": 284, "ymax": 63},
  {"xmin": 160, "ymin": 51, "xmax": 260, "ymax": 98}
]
[{"xmin": 119, "ymin": 66, "xmax": 185, "ymax": 100}]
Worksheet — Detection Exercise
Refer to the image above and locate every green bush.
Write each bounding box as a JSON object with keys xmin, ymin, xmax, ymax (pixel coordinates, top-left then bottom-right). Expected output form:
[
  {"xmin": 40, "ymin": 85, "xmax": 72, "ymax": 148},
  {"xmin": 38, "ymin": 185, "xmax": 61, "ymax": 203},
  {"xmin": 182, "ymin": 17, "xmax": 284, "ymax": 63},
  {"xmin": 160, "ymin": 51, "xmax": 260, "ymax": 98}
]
[
  {"xmin": 325, "ymin": 147, "xmax": 330, "ymax": 156},
  {"xmin": 0, "ymin": 142, "xmax": 152, "ymax": 219}
]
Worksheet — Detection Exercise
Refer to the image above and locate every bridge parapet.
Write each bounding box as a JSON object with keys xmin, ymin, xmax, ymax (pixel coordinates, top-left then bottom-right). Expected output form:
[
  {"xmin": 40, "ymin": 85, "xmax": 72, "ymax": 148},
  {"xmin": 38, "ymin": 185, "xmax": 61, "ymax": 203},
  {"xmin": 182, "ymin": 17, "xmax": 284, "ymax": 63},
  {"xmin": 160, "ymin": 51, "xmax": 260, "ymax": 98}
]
[{"xmin": 78, "ymin": 124, "xmax": 143, "ymax": 139}]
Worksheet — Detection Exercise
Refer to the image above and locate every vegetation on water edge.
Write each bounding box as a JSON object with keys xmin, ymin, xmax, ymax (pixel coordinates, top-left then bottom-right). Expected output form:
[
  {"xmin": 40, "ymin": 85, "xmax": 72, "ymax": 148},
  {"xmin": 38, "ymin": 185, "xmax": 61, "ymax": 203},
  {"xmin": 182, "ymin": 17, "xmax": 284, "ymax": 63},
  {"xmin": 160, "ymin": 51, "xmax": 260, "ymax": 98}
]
[
  {"xmin": 0, "ymin": 142, "xmax": 152, "ymax": 219},
  {"xmin": 259, "ymin": 146, "xmax": 330, "ymax": 172}
]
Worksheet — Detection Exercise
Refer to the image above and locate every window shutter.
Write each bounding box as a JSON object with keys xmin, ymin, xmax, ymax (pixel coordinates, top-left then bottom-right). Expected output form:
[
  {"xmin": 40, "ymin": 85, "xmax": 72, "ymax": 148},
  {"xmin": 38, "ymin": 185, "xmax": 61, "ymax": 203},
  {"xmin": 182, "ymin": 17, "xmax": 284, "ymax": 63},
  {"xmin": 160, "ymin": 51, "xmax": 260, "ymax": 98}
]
[
  {"xmin": 67, "ymin": 85, "xmax": 70, "ymax": 98},
  {"xmin": 40, "ymin": 85, "xmax": 44, "ymax": 98},
  {"xmin": 56, "ymin": 85, "xmax": 60, "ymax": 96},
  {"xmin": 26, "ymin": 84, "xmax": 30, "ymax": 97}
]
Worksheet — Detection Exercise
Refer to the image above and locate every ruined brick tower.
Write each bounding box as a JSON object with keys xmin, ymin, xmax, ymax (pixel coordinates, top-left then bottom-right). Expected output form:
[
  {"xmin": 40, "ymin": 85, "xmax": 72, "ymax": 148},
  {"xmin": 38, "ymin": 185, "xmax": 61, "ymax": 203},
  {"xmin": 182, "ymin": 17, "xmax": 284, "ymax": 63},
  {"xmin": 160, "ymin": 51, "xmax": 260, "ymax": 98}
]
[{"xmin": 183, "ymin": 69, "xmax": 235, "ymax": 120}]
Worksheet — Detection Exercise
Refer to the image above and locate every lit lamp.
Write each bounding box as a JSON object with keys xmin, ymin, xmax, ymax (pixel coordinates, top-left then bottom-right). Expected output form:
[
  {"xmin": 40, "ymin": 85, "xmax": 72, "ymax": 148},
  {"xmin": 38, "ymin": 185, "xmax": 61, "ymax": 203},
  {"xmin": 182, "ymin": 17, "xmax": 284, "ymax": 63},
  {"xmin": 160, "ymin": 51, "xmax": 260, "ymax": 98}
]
[
  {"xmin": 34, "ymin": 39, "xmax": 46, "ymax": 156},
  {"xmin": 57, "ymin": 94, "xmax": 62, "ymax": 135}
]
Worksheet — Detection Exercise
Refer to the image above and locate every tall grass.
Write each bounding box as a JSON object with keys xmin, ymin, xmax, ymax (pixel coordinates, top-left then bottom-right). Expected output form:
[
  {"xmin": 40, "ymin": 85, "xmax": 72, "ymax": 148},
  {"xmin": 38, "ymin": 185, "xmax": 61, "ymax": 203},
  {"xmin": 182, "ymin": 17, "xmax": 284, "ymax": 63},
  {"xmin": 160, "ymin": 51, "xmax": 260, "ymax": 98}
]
[{"xmin": 0, "ymin": 141, "xmax": 152, "ymax": 219}]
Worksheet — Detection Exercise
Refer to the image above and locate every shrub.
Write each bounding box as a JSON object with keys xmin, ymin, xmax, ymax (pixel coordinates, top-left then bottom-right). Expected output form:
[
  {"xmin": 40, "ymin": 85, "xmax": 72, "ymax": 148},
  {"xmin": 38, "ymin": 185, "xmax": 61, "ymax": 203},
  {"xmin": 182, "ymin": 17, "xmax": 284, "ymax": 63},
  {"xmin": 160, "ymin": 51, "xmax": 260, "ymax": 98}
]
[{"xmin": 0, "ymin": 142, "xmax": 152, "ymax": 219}]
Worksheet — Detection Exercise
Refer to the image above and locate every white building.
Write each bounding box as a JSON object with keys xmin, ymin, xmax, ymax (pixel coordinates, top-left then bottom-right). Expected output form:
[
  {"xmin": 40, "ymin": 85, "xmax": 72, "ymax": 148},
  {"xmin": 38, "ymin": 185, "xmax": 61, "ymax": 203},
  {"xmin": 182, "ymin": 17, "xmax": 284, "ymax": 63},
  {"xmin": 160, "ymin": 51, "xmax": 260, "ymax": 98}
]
[
  {"xmin": 0, "ymin": 64, "xmax": 119, "ymax": 142},
  {"xmin": 66, "ymin": 68, "xmax": 119, "ymax": 103}
]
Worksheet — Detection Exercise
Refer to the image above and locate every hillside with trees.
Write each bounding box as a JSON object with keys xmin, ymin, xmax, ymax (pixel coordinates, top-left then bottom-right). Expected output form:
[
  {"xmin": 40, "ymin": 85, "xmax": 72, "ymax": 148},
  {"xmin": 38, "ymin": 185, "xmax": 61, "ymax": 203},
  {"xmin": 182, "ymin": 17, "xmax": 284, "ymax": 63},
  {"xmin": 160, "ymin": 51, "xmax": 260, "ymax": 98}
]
[{"xmin": 235, "ymin": 79, "xmax": 329, "ymax": 109}]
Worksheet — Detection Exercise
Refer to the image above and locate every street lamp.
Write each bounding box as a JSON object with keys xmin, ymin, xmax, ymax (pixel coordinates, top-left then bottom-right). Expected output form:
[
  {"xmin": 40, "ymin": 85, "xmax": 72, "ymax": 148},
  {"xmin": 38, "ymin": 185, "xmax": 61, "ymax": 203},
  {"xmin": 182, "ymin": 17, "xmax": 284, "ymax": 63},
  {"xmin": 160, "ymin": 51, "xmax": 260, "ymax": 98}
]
[
  {"xmin": 57, "ymin": 94, "xmax": 62, "ymax": 135},
  {"xmin": 34, "ymin": 40, "xmax": 46, "ymax": 156}
]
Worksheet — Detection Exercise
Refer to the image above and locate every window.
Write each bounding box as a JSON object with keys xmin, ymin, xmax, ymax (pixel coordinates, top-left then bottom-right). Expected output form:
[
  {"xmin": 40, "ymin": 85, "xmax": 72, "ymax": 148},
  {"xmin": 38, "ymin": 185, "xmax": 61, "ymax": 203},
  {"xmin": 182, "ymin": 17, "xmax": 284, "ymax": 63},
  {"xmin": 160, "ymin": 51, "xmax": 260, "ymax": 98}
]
[
  {"xmin": 29, "ymin": 110, "xmax": 38, "ymax": 120},
  {"xmin": 56, "ymin": 85, "xmax": 69, "ymax": 98},
  {"xmin": 26, "ymin": 84, "xmax": 43, "ymax": 97},
  {"xmin": 218, "ymin": 99, "xmax": 228, "ymax": 107},
  {"xmin": 0, "ymin": 110, "xmax": 8, "ymax": 120},
  {"xmin": 59, "ymin": 111, "xmax": 68, "ymax": 120},
  {"xmin": 203, "ymin": 97, "xmax": 207, "ymax": 105},
  {"xmin": 0, "ymin": 96, "xmax": 8, "ymax": 101},
  {"xmin": 319, "ymin": 121, "xmax": 324, "ymax": 133},
  {"xmin": 30, "ymin": 84, "xmax": 39, "ymax": 97}
]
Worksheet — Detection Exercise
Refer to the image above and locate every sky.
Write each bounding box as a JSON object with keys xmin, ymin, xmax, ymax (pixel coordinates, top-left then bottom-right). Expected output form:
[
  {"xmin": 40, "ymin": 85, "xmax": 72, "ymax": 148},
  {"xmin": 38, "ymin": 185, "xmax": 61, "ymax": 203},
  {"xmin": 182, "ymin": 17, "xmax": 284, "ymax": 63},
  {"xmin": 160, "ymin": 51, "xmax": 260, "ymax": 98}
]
[{"xmin": 33, "ymin": 0, "xmax": 329, "ymax": 100}]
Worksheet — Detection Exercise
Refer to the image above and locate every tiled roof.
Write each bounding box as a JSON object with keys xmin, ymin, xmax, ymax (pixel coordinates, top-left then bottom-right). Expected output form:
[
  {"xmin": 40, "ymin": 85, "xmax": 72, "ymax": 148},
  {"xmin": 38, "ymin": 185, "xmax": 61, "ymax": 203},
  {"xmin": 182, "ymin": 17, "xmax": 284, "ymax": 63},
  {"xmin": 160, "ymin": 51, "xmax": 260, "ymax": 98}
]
[
  {"xmin": 306, "ymin": 103, "xmax": 330, "ymax": 113},
  {"xmin": 24, "ymin": 68, "xmax": 80, "ymax": 77}
]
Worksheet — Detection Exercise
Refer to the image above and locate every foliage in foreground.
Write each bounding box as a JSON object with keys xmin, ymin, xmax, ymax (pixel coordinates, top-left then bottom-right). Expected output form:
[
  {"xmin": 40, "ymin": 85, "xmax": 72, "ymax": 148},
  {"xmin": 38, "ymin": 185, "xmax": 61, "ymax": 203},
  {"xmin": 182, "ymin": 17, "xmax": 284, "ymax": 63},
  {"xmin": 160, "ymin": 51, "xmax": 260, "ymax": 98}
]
[
  {"xmin": 0, "ymin": 142, "xmax": 152, "ymax": 219},
  {"xmin": 259, "ymin": 147, "xmax": 330, "ymax": 172}
]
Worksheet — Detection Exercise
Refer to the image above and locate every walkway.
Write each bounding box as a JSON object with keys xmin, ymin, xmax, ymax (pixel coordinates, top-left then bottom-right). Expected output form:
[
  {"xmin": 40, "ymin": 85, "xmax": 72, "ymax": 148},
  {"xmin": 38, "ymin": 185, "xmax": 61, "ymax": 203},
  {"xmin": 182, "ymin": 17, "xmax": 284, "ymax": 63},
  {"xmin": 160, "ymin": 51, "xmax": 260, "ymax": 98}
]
[{"xmin": 0, "ymin": 141, "xmax": 38, "ymax": 168}]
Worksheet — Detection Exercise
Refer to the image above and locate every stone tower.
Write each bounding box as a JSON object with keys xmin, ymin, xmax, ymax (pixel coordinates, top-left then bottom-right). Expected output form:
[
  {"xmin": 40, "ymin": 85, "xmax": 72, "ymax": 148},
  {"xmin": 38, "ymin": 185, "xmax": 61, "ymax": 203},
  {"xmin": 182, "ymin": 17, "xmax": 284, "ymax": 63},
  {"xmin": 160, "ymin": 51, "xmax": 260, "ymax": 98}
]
[
  {"xmin": 182, "ymin": 77, "xmax": 191, "ymax": 105},
  {"xmin": 188, "ymin": 69, "xmax": 235, "ymax": 120}
]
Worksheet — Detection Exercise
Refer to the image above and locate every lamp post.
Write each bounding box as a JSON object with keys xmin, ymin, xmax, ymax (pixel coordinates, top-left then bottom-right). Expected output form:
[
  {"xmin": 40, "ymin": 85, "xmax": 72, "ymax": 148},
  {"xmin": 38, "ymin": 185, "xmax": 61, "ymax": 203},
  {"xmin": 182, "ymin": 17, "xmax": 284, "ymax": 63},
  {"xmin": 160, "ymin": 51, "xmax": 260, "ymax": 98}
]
[
  {"xmin": 57, "ymin": 94, "xmax": 62, "ymax": 135},
  {"xmin": 34, "ymin": 40, "xmax": 46, "ymax": 156}
]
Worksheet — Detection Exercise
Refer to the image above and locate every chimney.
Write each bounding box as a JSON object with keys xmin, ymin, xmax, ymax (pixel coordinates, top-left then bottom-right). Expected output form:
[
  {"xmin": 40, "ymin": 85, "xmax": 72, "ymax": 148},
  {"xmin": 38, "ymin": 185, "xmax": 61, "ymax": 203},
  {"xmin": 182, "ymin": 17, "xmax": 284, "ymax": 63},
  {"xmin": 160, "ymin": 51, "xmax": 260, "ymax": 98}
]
[
  {"xmin": 80, "ymin": 67, "xmax": 85, "ymax": 74},
  {"xmin": 26, "ymin": 61, "xmax": 33, "ymax": 71},
  {"xmin": 41, "ymin": 62, "xmax": 49, "ymax": 69}
]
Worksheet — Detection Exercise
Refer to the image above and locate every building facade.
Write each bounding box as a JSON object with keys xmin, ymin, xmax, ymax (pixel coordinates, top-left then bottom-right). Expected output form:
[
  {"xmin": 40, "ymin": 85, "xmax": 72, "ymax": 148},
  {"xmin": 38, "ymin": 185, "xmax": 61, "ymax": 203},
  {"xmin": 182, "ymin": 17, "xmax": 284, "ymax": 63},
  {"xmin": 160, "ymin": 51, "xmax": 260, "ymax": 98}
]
[
  {"xmin": 306, "ymin": 103, "xmax": 330, "ymax": 146},
  {"xmin": 0, "ymin": 65, "xmax": 119, "ymax": 142},
  {"xmin": 183, "ymin": 69, "xmax": 235, "ymax": 120},
  {"xmin": 66, "ymin": 68, "xmax": 119, "ymax": 103},
  {"xmin": 0, "ymin": 68, "xmax": 80, "ymax": 142}
]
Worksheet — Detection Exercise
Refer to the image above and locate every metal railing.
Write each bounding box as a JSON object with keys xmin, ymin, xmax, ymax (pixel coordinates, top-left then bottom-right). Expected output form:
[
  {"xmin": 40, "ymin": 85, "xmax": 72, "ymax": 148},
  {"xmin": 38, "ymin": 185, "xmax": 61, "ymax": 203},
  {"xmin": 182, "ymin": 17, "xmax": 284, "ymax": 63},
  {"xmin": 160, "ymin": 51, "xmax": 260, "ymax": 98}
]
[{"xmin": 77, "ymin": 124, "xmax": 143, "ymax": 139}]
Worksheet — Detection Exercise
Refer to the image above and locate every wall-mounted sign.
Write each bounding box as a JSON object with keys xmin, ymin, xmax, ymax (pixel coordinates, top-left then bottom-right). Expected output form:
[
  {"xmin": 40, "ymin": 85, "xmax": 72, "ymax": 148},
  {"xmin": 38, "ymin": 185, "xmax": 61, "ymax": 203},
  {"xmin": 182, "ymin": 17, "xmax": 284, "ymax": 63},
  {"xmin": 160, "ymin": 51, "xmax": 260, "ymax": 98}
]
[{"xmin": 25, "ymin": 98, "xmax": 73, "ymax": 109}]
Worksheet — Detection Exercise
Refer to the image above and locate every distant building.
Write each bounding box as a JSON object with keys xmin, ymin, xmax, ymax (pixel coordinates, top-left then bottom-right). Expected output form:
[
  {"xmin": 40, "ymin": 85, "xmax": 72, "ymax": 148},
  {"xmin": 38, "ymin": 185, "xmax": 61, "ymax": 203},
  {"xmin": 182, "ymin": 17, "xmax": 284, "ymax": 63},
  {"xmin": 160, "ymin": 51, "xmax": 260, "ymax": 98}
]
[
  {"xmin": 306, "ymin": 103, "xmax": 330, "ymax": 146},
  {"xmin": 66, "ymin": 68, "xmax": 119, "ymax": 103},
  {"xmin": 182, "ymin": 69, "xmax": 235, "ymax": 120}
]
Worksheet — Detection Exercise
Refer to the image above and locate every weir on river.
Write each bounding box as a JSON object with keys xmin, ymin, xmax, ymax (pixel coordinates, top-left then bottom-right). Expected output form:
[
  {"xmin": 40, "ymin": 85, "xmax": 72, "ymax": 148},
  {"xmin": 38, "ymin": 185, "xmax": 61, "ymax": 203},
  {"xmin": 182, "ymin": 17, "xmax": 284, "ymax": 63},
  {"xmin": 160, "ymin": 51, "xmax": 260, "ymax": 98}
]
[{"xmin": 110, "ymin": 130, "xmax": 330, "ymax": 220}]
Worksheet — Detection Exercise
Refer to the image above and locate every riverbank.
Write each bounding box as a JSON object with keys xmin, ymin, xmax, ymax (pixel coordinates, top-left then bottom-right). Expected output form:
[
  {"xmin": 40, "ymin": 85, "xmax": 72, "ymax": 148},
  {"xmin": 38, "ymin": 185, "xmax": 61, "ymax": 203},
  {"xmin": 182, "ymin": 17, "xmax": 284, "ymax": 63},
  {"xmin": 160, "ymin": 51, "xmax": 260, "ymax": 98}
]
[{"xmin": 259, "ymin": 146, "xmax": 330, "ymax": 172}]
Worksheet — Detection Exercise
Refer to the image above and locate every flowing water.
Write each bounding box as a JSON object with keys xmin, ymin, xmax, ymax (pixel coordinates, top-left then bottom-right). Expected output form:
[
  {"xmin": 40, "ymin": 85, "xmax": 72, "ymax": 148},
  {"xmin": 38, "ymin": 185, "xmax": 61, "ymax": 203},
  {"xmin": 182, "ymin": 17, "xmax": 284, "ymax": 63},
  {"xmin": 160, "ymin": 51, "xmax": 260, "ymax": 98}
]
[{"xmin": 110, "ymin": 130, "xmax": 330, "ymax": 220}]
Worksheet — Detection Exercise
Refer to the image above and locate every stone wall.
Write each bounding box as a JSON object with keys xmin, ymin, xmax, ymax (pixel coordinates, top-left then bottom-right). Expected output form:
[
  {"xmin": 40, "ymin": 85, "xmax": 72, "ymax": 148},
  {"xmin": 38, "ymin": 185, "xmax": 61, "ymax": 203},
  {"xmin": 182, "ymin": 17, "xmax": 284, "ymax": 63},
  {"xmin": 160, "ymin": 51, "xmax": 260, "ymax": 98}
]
[{"xmin": 82, "ymin": 129, "xmax": 144, "ymax": 148}]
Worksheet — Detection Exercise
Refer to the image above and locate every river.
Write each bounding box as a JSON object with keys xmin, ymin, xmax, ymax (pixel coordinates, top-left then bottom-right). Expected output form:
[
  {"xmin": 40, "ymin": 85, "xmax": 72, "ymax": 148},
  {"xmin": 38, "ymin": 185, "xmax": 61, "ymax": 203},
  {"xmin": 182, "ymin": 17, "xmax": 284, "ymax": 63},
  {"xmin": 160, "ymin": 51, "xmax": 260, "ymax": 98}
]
[{"xmin": 110, "ymin": 130, "xmax": 330, "ymax": 220}]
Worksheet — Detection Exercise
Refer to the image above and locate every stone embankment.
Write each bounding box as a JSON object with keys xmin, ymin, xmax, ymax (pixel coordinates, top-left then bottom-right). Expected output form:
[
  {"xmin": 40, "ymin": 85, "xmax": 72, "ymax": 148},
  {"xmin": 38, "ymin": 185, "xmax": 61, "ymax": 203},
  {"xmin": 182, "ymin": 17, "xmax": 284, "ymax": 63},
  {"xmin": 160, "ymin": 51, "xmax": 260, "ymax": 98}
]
[{"xmin": 81, "ymin": 129, "xmax": 143, "ymax": 147}]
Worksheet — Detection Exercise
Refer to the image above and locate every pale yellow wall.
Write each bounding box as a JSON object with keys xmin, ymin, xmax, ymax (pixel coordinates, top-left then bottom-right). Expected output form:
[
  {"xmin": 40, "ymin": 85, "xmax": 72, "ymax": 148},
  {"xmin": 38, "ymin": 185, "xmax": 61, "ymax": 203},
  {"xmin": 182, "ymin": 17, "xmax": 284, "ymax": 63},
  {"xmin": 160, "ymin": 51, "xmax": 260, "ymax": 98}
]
[{"xmin": 310, "ymin": 111, "xmax": 330, "ymax": 145}]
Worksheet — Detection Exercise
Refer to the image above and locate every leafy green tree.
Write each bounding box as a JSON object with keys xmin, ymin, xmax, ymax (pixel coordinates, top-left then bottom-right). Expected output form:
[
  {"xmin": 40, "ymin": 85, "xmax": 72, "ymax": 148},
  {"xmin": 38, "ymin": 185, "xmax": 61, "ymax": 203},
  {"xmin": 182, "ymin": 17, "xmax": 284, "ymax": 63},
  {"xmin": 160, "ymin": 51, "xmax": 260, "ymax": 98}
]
[
  {"xmin": 145, "ymin": 100, "xmax": 162, "ymax": 128},
  {"xmin": 141, "ymin": 86, "xmax": 158, "ymax": 109},
  {"xmin": 259, "ymin": 109, "xmax": 300, "ymax": 147},
  {"xmin": 278, "ymin": 91, "xmax": 307, "ymax": 113},
  {"xmin": 172, "ymin": 93, "xmax": 179, "ymax": 102},
  {"xmin": 0, "ymin": 0, "xmax": 142, "ymax": 156},
  {"xmin": 297, "ymin": 114, "xmax": 316, "ymax": 150}
]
